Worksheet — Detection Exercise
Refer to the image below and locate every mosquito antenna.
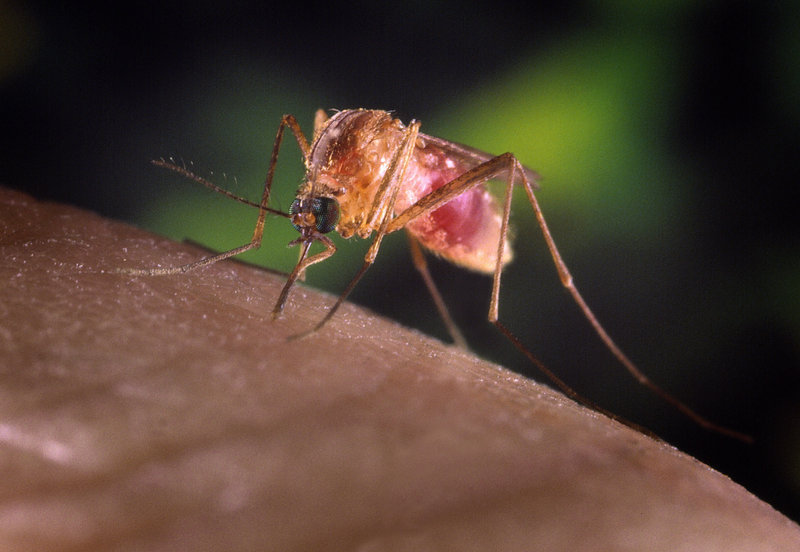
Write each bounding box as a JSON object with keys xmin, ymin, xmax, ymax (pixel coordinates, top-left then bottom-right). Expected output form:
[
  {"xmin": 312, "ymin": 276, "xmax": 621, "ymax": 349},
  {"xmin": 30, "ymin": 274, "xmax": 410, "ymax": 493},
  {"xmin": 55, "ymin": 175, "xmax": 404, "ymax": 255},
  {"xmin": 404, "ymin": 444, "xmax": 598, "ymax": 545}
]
[{"xmin": 151, "ymin": 158, "xmax": 289, "ymax": 218}]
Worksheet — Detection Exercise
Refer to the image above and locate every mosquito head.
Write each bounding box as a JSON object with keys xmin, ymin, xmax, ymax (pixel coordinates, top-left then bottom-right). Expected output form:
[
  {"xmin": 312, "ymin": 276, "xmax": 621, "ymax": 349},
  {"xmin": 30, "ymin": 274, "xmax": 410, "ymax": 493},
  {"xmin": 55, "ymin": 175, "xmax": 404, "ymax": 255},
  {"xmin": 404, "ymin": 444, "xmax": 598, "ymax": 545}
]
[{"xmin": 289, "ymin": 196, "xmax": 340, "ymax": 238}]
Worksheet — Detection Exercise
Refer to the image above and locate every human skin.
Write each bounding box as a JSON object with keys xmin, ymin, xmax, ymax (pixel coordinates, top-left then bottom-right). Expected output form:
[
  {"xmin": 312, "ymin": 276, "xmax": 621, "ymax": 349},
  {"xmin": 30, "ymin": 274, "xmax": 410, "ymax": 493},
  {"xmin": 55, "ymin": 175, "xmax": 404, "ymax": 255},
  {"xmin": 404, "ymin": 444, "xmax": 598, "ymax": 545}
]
[{"xmin": 1, "ymin": 186, "xmax": 798, "ymax": 551}]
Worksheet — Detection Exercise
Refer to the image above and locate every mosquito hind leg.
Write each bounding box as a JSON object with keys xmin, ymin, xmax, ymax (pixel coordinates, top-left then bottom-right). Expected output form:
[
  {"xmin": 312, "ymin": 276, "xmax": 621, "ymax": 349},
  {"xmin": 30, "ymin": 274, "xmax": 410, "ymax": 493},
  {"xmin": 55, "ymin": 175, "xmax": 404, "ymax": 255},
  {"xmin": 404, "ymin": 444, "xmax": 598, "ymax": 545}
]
[
  {"xmin": 407, "ymin": 234, "xmax": 469, "ymax": 350},
  {"xmin": 273, "ymin": 235, "xmax": 337, "ymax": 318},
  {"xmin": 508, "ymin": 158, "xmax": 751, "ymax": 442}
]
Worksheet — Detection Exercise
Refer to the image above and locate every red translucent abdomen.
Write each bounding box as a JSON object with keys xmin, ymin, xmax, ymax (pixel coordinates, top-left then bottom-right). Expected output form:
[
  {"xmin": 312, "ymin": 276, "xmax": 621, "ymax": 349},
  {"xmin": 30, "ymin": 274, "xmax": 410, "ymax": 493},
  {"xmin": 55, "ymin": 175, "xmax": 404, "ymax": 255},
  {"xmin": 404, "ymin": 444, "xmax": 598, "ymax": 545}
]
[{"xmin": 396, "ymin": 145, "xmax": 512, "ymax": 273}]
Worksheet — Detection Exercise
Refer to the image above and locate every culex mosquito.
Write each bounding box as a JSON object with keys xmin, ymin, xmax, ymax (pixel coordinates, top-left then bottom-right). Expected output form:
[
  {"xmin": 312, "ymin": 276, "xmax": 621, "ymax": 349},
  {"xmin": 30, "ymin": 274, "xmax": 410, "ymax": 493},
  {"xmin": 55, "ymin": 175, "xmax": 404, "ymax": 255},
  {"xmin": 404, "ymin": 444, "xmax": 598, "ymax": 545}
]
[{"xmin": 127, "ymin": 108, "xmax": 749, "ymax": 442}]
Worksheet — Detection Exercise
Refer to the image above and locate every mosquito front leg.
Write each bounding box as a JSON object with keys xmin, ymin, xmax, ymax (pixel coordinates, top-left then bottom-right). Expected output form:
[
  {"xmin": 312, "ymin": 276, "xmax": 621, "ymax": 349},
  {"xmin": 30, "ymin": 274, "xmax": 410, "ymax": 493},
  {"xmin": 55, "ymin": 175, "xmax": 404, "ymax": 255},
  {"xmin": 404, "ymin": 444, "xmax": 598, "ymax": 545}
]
[
  {"xmin": 118, "ymin": 114, "xmax": 309, "ymax": 277},
  {"xmin": 273, "ymin": 235, "xmax": 336, "ymax": 318}
]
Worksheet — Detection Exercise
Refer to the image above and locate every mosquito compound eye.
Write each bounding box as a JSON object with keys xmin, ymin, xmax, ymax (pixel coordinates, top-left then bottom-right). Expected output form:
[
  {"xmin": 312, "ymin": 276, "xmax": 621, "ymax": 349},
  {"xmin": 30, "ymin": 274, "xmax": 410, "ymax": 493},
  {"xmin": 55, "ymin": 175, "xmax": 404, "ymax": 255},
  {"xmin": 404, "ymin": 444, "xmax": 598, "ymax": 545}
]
[
  {"xmin": 311, "ymin": 197, "xmax": 339, "ymax": 233},
  {"xmin": 289, "ymin": 197, "xmax": 338, "ymax": 233},
  {"xmin": 289, "ymin": 198, "xmax": 304, "ymax": 231}
]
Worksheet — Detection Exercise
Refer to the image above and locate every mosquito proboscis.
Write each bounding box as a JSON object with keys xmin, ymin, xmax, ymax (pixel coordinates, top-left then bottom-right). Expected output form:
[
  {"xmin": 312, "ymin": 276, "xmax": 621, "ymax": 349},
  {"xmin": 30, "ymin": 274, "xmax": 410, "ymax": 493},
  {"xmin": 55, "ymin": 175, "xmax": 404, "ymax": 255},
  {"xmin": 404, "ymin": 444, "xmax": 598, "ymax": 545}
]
[{"xmin": 124, "ymin": 108, "xmax": 751, "ymax": 443}]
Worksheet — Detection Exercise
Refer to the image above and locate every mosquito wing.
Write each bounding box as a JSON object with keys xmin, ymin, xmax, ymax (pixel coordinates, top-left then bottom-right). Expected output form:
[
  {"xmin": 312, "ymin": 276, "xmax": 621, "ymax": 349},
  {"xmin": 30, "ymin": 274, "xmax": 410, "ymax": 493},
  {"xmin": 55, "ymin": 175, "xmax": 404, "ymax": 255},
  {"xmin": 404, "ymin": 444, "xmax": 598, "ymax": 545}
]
[{"xmin": 417, "ymin": 132, "xmax": 541, "ymax": 189}]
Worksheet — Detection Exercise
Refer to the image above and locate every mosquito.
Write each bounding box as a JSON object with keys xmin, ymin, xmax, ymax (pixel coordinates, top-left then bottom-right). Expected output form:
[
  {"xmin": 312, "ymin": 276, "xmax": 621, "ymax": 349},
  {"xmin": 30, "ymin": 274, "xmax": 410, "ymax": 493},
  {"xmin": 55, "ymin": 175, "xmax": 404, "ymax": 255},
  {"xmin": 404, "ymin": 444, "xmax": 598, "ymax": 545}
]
[{"xmin": 126, "ymin": 108, "xmax": 749, "ymax": 442}]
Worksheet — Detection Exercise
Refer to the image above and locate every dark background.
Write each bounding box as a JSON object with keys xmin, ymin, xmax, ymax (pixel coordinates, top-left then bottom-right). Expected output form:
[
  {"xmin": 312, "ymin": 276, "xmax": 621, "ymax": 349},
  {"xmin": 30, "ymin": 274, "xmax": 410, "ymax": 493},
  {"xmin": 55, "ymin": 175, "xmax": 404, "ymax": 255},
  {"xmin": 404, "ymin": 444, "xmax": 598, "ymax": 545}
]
[{"xmin": 2, "ymin": 0, "xmax": 798, "ymax": 523}]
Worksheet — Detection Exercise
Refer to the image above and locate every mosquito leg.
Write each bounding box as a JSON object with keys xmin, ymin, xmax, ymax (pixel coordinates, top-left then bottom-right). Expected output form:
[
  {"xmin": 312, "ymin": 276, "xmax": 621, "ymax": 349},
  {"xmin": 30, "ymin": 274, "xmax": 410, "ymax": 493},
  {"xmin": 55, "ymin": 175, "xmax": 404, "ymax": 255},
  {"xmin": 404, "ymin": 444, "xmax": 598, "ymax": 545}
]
[
  {"xmin": 488, "ymin": 158, "xmax": 516, "ymax": 323},
  {"xmin": 482, "ymin": 158, "xmax": 652, "ymax": 431},
  {"xmin": 483, "ymin": 155, "xmax": 750, "ymax": 441},
  {"xmin": 273, "ymin": 235, "xmax": 336, "ymax": 317},
  {"xmin": 407, "ymin": 234, "xmax": 469, "ymax": 350},
  {"xmin": 286, "ymin": 231, "xmax": 389, "ymax": 339},
  {"xmin": 515, "ymin": 163, "xmax": 751, "ymax": 442},
  {"xmin": 118, "ymin": 114, "xmax": 309, "ymax": 277}
]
